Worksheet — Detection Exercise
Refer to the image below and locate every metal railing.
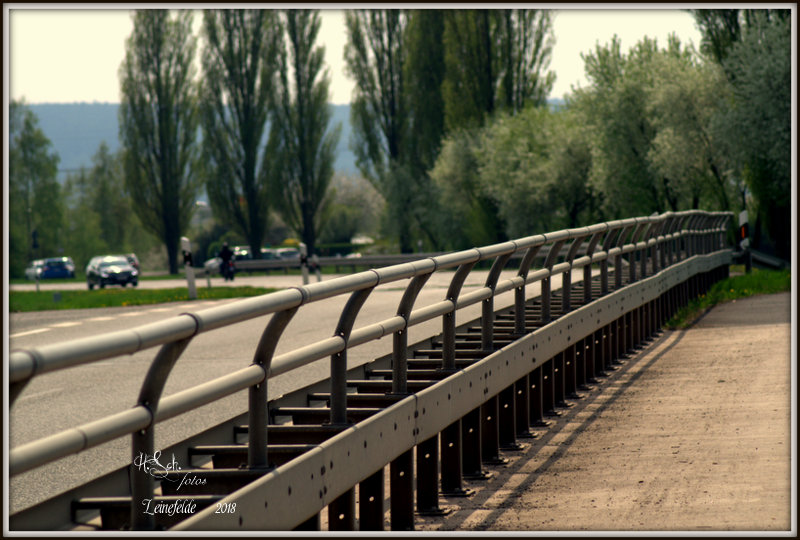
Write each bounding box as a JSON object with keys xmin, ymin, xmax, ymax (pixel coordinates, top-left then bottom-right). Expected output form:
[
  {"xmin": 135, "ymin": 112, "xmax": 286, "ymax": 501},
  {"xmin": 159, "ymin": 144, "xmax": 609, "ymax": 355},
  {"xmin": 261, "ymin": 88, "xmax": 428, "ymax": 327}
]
[{"xmin": 9, "ymin": 210, "xmax": 733, "ymax": 531}]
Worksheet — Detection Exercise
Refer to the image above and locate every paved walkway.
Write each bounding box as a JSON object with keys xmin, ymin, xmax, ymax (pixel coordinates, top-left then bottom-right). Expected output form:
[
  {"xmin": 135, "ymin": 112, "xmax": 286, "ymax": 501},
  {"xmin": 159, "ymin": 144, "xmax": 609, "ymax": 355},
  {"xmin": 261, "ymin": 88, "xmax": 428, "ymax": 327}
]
[{"xmin": 417, "ymin": 292, "xmax": 793, "ymax": 532}]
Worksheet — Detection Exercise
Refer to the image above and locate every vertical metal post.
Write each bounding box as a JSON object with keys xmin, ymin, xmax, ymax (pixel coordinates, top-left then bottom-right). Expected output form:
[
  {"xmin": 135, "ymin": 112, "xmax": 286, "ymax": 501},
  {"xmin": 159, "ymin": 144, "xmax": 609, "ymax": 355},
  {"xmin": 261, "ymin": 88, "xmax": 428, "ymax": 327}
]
[
  {"xmin": 529, "ymin": 367, "xmax": 550, "ymax": 427},
  {"xmin": 542, "ymin": 359, "xmax": 557, "ymax": 416},
  {"xmin": 359, "ymin": 469, "xmax": 385, "ymax": 531},
  {"xmin": 462, "ymin": 408, "xmax": 489, "ymax": 479},
  {"xmin": 554, "ymin": 351, "xmax": 568, "ymax": 407},
  {"xmin": 581, "ymin": 228, "xmax": 604, "ymax": 304},
  {"xmin": 564, "ymin": 345, "xmax": 579, "ymax": 399},
  {"xmin": 482, "ymin": 251, "xmax": 514, "ymax": 352},
  {"xmin": 416, "ymin": 435, "xmax": 447, "ymax": 515},
  {"xmin": 441, "ymin": 420, "xmax": 472, "ymax": 496},
  {"xmin": 541, "ymin": 276, "xmax": 552, "ymax": 323},
  {"xmin": 514, "ymin": 375, "xmax": 535, "ymax": 438},
  {"xmin": 499, "ymin": 385, "xmax": 522, "ymax": 450},
  {"xmin": 481, "ymin": 397, "xmax": 505, "ymax": 464},
  {"xmin": 541, "ymin": 239, "xmax": 566, "ymax": 324},
  {"xmin": 562, "ymin": 233, "xmax": 590, "ymax": 314},
  {"xmin": 390, "ymin": 449, "xmax": 415, "ymax": 530},
  {"xmin": 394, "ymin": 273, "xmax": 433, "ymax": 394},
  {"xmin": 332, "ymin": 288, "xmax": 375, "ymax": 425},
  {"xmin": 443, "ymin": 262, "xmax": 476, "ymax": 371},
  {"xmin": 251, "ymin": 308, "xmax": 299, "ymax": 469},
  {"xmin": 294, "ymin": 514, "xmax": 321, "ymax": 531},
  {"xmin": 328, "ymin": 489, "xmax": 356, "ymax": 531},
  {"xmin": 515, "ymin": 243, "xmax": 543, "ymax": 335}
]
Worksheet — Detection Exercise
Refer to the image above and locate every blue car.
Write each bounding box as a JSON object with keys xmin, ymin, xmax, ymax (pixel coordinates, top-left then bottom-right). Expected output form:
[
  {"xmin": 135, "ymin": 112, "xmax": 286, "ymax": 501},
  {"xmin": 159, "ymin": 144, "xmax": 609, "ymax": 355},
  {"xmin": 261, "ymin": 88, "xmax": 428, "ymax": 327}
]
[{"xmin": 25, "ymin": 257, "xmax": 75, "ymax": 279}]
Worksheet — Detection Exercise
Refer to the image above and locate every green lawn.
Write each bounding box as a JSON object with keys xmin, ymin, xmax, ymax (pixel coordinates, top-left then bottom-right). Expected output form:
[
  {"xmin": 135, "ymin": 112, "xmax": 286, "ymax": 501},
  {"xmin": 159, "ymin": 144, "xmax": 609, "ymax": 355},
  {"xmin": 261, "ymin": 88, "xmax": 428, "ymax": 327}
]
[
  {"xmin": 665, "ymin": 267, "xmax": 791, "ymax": 329},
  {"xmin": 9, "ymin": 286, "xmax": 277, "ymax": 312}
]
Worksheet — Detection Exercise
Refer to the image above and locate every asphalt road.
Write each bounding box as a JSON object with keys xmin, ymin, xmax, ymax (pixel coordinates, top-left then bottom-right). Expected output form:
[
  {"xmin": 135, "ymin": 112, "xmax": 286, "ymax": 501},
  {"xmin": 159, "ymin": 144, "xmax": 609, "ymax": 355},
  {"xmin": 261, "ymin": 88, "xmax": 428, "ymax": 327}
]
[{"xmin": 8, "ymin": 269, "xmax": 564, "ymax": 514}]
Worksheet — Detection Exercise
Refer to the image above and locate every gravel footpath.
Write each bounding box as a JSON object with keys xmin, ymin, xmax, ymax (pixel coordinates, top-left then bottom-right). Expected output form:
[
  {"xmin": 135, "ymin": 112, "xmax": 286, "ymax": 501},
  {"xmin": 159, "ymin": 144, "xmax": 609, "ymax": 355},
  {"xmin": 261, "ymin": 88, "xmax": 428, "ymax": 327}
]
[{"xmin": 416, "ymin": 292, "xmax": 793, "ymax": 532}]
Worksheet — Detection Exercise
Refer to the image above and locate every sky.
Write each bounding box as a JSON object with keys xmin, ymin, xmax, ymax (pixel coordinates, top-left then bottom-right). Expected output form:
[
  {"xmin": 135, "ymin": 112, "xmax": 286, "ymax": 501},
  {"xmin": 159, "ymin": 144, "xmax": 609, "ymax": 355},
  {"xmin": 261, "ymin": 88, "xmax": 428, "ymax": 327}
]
[{"xmin": 5, "ymin": 5, "xmax": 707, "ymax": 105}]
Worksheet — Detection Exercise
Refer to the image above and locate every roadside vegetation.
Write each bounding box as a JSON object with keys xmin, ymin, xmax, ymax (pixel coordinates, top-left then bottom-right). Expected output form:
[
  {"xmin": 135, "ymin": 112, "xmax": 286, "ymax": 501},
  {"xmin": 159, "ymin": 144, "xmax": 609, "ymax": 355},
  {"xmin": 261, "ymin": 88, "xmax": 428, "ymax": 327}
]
[
  {"xmin": 665, "ymin": 267, "xmax": 791, "ymax": 329},
  {"xmin": 9, "ymin": 286, "xmax": 277, "ymax": 313}
]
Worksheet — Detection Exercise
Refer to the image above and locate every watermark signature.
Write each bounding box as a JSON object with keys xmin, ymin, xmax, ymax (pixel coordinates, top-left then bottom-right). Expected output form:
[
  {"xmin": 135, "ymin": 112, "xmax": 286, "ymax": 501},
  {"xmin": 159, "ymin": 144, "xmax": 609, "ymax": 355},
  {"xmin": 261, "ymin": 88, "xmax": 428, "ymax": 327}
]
[
  {"xmin": 133, "ymin": 450, "xmax": 240, "ymax": 517},
  {"xmin": 133, "ymin": 450, "xmax": 208, "ymax": 492}
]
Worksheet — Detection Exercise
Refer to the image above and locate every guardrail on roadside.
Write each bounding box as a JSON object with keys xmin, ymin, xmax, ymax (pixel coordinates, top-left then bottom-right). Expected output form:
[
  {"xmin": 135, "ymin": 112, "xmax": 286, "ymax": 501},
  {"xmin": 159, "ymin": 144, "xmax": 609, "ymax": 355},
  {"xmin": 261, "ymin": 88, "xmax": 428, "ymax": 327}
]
[{"xmin": 9, "ymin": 210, "xmax": 733, "ymax": 531}]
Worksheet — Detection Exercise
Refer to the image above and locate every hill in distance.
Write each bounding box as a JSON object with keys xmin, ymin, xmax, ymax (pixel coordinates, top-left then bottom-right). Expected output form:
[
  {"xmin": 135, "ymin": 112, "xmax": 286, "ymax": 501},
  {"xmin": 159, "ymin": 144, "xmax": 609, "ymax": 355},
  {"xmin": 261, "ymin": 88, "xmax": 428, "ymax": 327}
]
[
  {"xmin": 29, "ymin": 102, "xmax": 358, "ymax": 181},
  {"xmin": 29, "ymin": 99, "xmax": 566, "ymax": 183}
]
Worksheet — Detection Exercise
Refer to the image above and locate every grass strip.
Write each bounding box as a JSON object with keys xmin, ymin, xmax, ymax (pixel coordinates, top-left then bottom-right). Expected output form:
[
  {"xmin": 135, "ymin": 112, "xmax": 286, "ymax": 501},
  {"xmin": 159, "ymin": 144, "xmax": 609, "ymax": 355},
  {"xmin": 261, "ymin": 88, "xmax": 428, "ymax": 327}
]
[
  {"xmin": 9, "ymin": 286, "xmax": 277, "ymax": 312},
  {"xmin": 665, "ymin": 267, "xmax": 791, "ymax": 329}
]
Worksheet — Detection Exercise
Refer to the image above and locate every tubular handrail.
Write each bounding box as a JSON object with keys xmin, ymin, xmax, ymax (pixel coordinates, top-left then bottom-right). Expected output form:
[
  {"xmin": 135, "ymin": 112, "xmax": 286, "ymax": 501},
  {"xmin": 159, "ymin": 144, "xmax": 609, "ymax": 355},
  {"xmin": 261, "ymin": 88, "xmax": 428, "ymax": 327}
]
[{"xmin": 9, "ymin": 209, "xmax": 733, "ymax": 523}]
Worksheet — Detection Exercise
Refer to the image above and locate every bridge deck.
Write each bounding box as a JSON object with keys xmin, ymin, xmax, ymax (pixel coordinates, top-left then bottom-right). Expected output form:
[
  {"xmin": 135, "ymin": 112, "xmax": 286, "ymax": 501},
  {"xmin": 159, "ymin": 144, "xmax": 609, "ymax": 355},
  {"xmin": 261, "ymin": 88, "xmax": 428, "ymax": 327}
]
[{"xmin": 416, "ymin": 292, "xmax": 792, "ymax": 532}]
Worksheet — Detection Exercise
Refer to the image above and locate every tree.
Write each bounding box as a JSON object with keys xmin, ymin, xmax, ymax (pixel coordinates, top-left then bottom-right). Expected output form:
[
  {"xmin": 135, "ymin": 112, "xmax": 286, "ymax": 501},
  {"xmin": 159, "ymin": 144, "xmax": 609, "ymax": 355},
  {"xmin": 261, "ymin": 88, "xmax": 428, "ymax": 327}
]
[
  {"xmin": 61, "ymin": 168, "xmax": 108, "ymax": 271},
  {"xmin": 119, "ymin": 10, "xmax": 201, "ymax": 274},
  {"xmin": 401, "ymin": 10, "xmax": 447, "ymax": 249},
  {"xmin": 403, "ymin": 10, "xmax": 445, "ymax": 175},
  {"xmin": 199, "ymin": 9, "xmax": 282, "ymax": 259},
  {"xmin": 476, "ymin": 106, "xmax": 597, "ymax": 238},
  {"xmin": 8, "ymin": 100, "xmax": 63, "ymax": 278},
  {"xmin": 576, "ymin": 35, "xmax": 701, "ymax": 218},
  {"xmin": 60, "ymin": 143, "xmax": 156, "ymax": 271},
  {"xmin": 430, "ymin": 129, "xmax": 499, "ymax": 250},
  {"xmin": 646, "ymin": 53, "xmax": 734, "ymax": 211},
  {"xmin": 267, "ymin": 9, "xmax": 341, "ymax": 256},
  {"xmin": 344, "ymin": 10, "xmax": 415, "ymax": 251},
  {"xmin": 690, "ymin": 8, "xmax": 791, "ymax": 70},
  {"xmin": 442, "ymin": 9, "xmax": 555, "ymax": 131},
  {"xmin": 496, "ymin": 10, "xmax": 556, "ymax": 112},
  {"xmin": 712, "ymin": 11, "xmax": 791, "ymax": 259}
]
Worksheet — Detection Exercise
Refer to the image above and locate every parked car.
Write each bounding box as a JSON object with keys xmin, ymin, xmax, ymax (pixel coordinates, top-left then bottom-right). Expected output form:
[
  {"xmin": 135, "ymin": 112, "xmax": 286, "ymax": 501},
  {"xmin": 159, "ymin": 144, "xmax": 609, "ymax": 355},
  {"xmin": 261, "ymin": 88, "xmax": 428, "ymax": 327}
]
[
  {"xmin": 260, "ymin": 248, "xmax": 279, "ymax": 259},
  {"xmin": 25, "ymin": 260, "xmax": 44, "ymax": 280},
  {"xmin": 275, "ymin": 247, "xmax": 301, "ymax": 260},
  {"xmin": 25, "ymin": 257, "xmax": 75, "ymax": 279},
  {"xmin": 85, "ymin": 255, "xmax": 139, "ymax": 289}
]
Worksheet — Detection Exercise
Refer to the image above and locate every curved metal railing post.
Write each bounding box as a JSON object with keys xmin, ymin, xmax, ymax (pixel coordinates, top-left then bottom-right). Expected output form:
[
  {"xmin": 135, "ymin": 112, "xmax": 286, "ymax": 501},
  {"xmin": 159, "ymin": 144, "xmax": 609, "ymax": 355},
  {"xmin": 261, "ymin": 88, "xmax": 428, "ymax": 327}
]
[
  {"xmin": 481, "ymin": 246, "xmax": 516, "ymax": 351},
  {"xmin": 442, "ymin": 260, "xmax": 478, "ymax": 371},
  {"xmin": 581, "ymin": 227, "xmax": 606, "ymax": 304},
  {"xmin": 684, "ymin": 214, "xmax": 696, "ymax": 256},
  {"xmin": 562, "ymin": 231, "xmax": 593, "ymax": 314},
  {"xmin": 393, "ymin": 272, "xmax": 435, "ymax": 394},
  {"xmin": 331, "ymin": 285, "xmax": 377, "ymax": 425},
  {"xmin": 600, "ymin": 224, "xmax": 620, "ymax": 295},
  {"xmin": 250, "ymin": 306, "xmax": 300, "ymax": 468},
  {"xmin": 131, "ymin": 336, "xmax": 195, "ymax": 530},
  {"xmin": 615, "ymin": 224, "xmax": 635, "ymax": 289},
  {"xmin": 514, "ymin": 241, "xmax": 545, "ymax": 335},
  {"xmin": 541, "ymin": 238, "xmax": 566, "ymax": 324},
  {"xmin": 668, "ymin": 213, "xmax": 685, "ymax": 265},
  {"xmin": 628, "ymin": 221, "xmax": 649, "ymax": 284},
  {"xmin": 640, "ymin": 220, "xmax": 658, "ymax": 279},
  {"xmin": 650, "ymin": 216, "xmax": 666, "ymax": 274}
]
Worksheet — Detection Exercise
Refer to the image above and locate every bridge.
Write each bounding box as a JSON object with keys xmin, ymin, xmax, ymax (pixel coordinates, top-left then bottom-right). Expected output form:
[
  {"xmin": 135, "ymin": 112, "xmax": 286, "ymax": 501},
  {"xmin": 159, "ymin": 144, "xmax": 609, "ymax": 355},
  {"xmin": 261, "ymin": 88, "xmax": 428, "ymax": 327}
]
[{"xmin": 9, "ymin": 210, "xmax": 751, "ymax": 531}]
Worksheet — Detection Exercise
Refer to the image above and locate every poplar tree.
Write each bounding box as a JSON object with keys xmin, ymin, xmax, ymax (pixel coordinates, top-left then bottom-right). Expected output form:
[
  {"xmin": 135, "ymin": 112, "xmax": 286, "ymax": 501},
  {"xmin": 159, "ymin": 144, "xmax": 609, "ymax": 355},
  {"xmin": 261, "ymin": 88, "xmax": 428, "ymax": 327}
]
[
  {"xmin": 267, "ymin": 9, "xmax": 341, "ymax": 256},
  {"xmin": 119, "ymin": 10, "xmax": 201, "ymax": 274},
  {"xmin": 344, "ymin": 10, "xmax": 415, "ymax": 251},
  {"xmin": 199, "ymin": 10, "xmax": 282, "ymax": 258}
]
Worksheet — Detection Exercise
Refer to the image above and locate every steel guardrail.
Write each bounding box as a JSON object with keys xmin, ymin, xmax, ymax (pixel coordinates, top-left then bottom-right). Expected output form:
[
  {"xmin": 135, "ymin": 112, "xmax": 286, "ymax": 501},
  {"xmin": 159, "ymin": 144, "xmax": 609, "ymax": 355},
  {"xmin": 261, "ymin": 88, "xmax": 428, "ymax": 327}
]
[{"xmin": 8, "ymin": 210, "xmax": 733, "ymax": 531}]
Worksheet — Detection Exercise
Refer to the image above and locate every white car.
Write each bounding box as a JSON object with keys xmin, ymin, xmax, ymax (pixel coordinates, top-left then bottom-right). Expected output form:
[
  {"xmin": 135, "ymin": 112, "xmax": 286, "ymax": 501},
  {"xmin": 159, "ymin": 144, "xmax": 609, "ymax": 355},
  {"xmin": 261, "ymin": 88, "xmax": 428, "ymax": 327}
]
[{"xmin": 25, "ymin": 260, "xmax": 44, "ymax": 280}]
